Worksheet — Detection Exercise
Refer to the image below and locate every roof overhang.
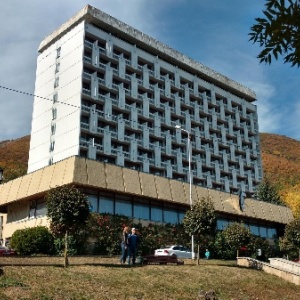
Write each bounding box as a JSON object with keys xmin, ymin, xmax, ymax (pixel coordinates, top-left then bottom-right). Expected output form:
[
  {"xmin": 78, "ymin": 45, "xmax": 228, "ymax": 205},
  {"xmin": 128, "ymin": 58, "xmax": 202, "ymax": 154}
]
[{"xmin": 0, "ymin": 156, "xmax": 293, "ymax": 225}]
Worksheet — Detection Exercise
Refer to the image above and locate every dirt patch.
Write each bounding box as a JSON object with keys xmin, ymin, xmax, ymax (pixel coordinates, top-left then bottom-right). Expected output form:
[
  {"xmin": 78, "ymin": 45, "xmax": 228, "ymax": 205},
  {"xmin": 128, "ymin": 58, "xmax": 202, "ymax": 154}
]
[{"xmin": 0, "ymin": 255, "xmax": 117, "ymax": 267}]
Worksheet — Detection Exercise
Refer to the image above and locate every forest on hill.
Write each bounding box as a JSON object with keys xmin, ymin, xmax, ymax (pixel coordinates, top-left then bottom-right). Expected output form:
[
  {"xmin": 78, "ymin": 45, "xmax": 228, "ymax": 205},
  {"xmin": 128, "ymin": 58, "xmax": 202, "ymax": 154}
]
[
  {"xmin": 260, "ymin": 133, "xmax": 300, "ymax": 190},
  {"xmin": 0, "ymin": 135, "xmax": 30, "ymax": 181},
  {"xmin": 0, "ymin": 133, "xmax": 300, "ymax": 195}
]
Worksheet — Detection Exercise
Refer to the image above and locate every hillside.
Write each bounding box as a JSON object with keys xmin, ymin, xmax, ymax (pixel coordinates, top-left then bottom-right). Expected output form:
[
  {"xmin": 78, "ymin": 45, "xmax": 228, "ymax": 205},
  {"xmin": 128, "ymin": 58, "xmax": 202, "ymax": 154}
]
[
  {"xmin": 0, "ymin": 133, "xmax": 300, "ymax": 191},
  {"xmin": 0, "ymin": 135, "xmax": 30, "ymax": 181},
  {"xmin": 260, "ymin": 133, "xmax": 300, "ymax": 190}
]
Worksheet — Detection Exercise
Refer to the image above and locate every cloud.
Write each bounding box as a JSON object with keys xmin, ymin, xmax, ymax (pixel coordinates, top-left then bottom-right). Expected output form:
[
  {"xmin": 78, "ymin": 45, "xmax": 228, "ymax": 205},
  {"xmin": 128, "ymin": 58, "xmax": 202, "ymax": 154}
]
[{"xmin": 0, "ymin": 0, "xmax": 168, "ymax": 141}]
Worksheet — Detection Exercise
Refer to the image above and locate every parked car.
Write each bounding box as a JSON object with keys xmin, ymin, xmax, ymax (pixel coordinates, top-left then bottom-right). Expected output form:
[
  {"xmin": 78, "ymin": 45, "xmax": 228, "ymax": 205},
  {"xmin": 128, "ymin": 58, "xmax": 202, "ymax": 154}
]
[
  {"xmin": 154, "ymin": 245, "xmax": 195, "ymax": 259},
  {"xmin": 0, "ymin": 246, "xmax": 16, "ymax": 256}
]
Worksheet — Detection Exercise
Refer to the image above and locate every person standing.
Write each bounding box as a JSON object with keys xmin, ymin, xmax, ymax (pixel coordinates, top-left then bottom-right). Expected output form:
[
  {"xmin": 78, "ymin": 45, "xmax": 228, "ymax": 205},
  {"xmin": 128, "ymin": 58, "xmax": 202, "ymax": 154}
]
[
  {"xmin": 205, "ymin": 249, "xmax": 210, "ymax": 260},
  {"xmin": 120, "ymin": 226, "xmax": 129, "ymax": 264},
  {"xmin": 127, "ymin": 228, "xmax": 140, "ymax": 265}
]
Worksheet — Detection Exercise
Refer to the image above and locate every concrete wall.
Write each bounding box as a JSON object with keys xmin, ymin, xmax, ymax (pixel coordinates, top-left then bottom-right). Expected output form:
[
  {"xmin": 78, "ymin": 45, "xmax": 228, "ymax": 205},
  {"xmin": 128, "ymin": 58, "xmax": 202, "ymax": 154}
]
[{"xmin": 237, "ymin": 257, "xmax": 300, "ymax": 285}]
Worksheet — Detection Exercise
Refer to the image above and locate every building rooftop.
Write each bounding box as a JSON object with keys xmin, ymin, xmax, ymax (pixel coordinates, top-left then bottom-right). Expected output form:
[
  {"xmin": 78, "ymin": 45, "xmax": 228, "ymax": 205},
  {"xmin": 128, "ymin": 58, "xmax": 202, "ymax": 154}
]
[{"xmin": 38, "ymin": 4, "xmax": 256, "ymax": 103}]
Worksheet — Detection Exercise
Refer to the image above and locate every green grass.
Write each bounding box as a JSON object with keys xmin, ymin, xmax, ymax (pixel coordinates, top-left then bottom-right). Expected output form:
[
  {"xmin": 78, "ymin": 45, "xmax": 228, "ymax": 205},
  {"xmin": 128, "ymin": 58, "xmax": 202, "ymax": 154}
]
[{"xmin": 0, "ymin": 257, "xmax": 300, "ymax": 299}]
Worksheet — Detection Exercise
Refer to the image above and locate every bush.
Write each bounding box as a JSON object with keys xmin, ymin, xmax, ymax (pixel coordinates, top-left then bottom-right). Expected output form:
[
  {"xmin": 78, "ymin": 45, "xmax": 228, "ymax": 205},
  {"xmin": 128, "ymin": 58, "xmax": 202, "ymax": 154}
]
[
  {"xmin": 248, "ymin": 236, "xmax": 281, "ymax": 261},
  {"xmin": 11, "ymin": 226, "xmax": 54, "ymax": 255},
  {"xmin": 213, "ymin": 231, "xmax": 236, "ymax": 260},
  {"xmin": 87, "ymin": 213, "xmax": 190, "ymax": 256}
]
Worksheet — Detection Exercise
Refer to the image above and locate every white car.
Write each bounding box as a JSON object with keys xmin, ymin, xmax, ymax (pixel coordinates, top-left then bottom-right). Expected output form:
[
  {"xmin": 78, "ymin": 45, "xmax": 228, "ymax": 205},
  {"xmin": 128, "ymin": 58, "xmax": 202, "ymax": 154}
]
[{"xmin": 154, "ymin": 245, "xmax": 195, "ymax": 259}]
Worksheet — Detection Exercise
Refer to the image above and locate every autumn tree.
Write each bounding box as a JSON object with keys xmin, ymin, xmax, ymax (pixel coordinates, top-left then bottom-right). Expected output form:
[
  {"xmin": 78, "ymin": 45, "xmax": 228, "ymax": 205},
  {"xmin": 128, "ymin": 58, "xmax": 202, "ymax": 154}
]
[
  {"xmin": 282, "ymin": 184, "xmax": 300, "ymax": 217},
  {"xmin": 182, "ymin": 196, "xmax": 216, "ymax": 264},
  {"xmin": 249, "ymin": 0, "xmax": 300, "ymax": 67},
  {"xmin": 222, "ymin": 222, "xmax": 252, "ymax": 257},
  {"xmin": 45, "ymin": 185, "xmax": 90, "ymax": 267}
]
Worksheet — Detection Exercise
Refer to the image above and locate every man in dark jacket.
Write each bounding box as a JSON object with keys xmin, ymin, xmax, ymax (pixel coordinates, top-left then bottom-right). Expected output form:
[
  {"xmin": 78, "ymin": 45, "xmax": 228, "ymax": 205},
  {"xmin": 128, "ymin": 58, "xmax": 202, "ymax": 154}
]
[{"xmin": 127, "ymin": 228, "xmax": 140, "ymax": 265}]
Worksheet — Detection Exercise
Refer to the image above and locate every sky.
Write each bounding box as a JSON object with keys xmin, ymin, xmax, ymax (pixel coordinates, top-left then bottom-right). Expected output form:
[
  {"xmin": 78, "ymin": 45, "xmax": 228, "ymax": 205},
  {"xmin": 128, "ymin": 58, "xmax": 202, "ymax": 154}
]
[{"xmin": 1, "ymin": 0, "xmax": 300, "ymax": 142}]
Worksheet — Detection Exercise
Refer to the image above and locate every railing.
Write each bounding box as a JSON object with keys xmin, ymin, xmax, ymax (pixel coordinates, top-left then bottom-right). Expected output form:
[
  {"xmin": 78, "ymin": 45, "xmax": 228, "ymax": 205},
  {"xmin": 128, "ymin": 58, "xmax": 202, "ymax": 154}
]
[
  {"xmin": 83, "ymin": 56, "xmax": 92, "ymax": 64},
  {"xmin": 84, "ymin": 41, "xmax": 93, "ymax": 48},
  {"xmin": 82, "ymin": 89, "xmax": 91, "ymax": 96}
]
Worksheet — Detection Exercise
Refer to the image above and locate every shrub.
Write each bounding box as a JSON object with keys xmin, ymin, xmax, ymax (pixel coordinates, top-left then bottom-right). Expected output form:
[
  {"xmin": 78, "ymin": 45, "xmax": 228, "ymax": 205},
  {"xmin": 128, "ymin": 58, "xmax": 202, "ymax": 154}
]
[
  {"xmin": 88, "ymin": 213, "xmax": 133, "ymax": 255},
  {"xmin": 248, "ymin": 236, "xmax": 281, "ymax": 261},
  {"xmin": 87, "ymin": 213, "xmax": 190, "ymax": 256},
  {"xmin": 214, "ymin": 231, "xmax": 236, "ymax": 260},
  {"xmin": 11, "ymin": 226, "xmax": 54, "ymax": 255}
]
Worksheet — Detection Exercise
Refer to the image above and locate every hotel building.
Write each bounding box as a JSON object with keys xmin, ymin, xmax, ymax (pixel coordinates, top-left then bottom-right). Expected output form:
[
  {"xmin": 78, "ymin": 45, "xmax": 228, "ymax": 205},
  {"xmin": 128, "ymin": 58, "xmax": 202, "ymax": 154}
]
[{"xmin": 0, "ymin": 5, "xmax": 293, "ymax": 244}]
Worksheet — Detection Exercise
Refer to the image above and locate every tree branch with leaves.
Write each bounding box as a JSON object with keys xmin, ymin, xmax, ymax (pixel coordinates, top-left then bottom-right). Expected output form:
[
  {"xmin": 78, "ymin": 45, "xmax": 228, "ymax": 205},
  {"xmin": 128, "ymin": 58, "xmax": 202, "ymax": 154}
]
[{"xmin": 249, "ymin": 0, "xmax": 300, "ymax": 67}]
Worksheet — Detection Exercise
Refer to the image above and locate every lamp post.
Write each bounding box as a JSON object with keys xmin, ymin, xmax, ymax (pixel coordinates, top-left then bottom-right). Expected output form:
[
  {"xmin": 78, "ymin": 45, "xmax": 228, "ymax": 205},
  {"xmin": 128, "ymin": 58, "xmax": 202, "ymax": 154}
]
[{"xmin": 175, "ymin": 125, "xmax": 195, "ymax": 259}]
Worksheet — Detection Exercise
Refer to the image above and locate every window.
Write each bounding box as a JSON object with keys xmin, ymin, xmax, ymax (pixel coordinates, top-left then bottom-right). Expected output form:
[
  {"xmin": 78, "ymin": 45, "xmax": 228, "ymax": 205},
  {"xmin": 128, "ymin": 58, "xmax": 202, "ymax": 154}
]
[
  {"xmin": 36, "ymin": 202, "xmax": 46, "ymax": 217},
  {"xmin": 55, "ymin": 63, "xmax": 60, "ymax": 73},
  {"xmin": 52, "ymin": 108, "xmax": 57, "ymax": 120},
  {"xmin": 54, "ymin": 77, "xmax": 59, "ymax": 88},
  {"xmin": 178, "ymin": 212, "xmax": 185, "ymax": 223},
  {"xmin": 28, "ymin": 201, "xmax": 46, "ymax": 218},
  {"xmin": 50, "ymin": 141, "xmax": 55, "ymax": 152},
  {"xmin": 53, "ymin": 93, "xmax": 58, "ymax": 103},
  {"xmin": 268, "ymin": 228, "xmax": 277, "ymax": 239},
  {"xmin": 164, "ymin": 209, "xmax": 178, "ymax": 224},
  {"xmin": 151, "ymin": 206, "xmax": 163, "ymax": 222},
  {"xmin": 99, "ymin": 196, "xmax": 114, "ymax": 214},
  {"xmin": 88, "ymin": 195, "xmax": 98, "ymax": 212},
  {"xmin": 249, "ymin": 225, "xmax": 259, "ymax": 236},
  {"xmin": 56, "ymin": 47, "xmax": 61, "ymax": 58},
  {"xmin": 29, "ymin": 203, "xmax": 36, "ymax": 218},
  {"xmin": 133, "ymin": 203, "xmax": 149, "ymax": 220},
  {"xmin": 51, "ymin": 124, "xmax": 56, "ymax": 135},
  {"xmin": 115, "ymin": 200, "xmax": 132, "ymax": 217},
  {"xmin": 217, "ymin": 219, "xmax": 229, "ymax": 230},
  {"xmin": 260, "ymin": 227, "xmax": 267, "ymax": 238}
]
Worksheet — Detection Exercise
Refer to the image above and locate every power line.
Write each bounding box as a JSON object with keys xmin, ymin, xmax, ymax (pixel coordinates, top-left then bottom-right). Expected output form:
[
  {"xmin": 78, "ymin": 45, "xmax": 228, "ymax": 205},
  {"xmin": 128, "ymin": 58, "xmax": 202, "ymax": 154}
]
[{"xmin": 0, "ymin": 85, "xmax": 80, "ymax": 109}]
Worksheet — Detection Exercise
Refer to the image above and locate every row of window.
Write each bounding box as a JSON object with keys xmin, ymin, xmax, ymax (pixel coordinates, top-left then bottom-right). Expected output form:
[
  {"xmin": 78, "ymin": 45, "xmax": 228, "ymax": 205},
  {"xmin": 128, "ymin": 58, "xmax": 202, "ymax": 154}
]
[
  {"xmin": 217, "ymin": 219, "xmax": 277, "ymax": 239},
  {"xmin": 88, "ymin": 194, "xmax": 185, "ymax": 224},
  {"xmin": 25, "ymin": 195, "xmax": 278, "ymax": 240},
  {"xmin": 88, "ymin": 193, "xmax": 277, "ymax": 239}
]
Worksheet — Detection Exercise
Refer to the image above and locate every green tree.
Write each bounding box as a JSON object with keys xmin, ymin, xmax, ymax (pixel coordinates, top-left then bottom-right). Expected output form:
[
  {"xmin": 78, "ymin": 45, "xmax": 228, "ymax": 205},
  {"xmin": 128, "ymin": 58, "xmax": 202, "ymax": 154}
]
[
  {"xmin": 45, "ymin": 185, "xmax": 90, "ymax": 267},
  {"xmin": 222, "ymin": 222, "xmax": 252, "ymax": 257},
  {"xmin": 249, "ymin": 0, "xmax": 300, "ymax": 67},
  {"xmin": 256, "ymin": 179, "xmax": 283, "ymax": 205},
  {"xmin": 280, "ymin": 218, "xmax": 300, "ymax": 259},
  {"xmin": 182, "ymin": 196, "xmax": 216, "ymax": 264}
]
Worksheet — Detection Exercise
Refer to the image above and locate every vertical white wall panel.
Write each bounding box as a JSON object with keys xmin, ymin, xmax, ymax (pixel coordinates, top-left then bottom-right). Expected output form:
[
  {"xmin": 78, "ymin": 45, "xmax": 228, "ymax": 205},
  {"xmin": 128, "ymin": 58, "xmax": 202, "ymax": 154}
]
[{"xmin": 28, "ymin": 22, "xmax": 85, "ymax": 173}]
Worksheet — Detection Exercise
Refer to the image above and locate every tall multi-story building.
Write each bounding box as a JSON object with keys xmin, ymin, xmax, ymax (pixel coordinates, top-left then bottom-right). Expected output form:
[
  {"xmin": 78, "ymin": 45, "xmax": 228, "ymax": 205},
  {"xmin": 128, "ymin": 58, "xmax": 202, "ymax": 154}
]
[
  {"xmin": 3, "ymin": 5, "xmax": 289, "ymax": 246},
  {"xmin": 28, "ymin": 4, "xmax": 262, "ymax": 195}
]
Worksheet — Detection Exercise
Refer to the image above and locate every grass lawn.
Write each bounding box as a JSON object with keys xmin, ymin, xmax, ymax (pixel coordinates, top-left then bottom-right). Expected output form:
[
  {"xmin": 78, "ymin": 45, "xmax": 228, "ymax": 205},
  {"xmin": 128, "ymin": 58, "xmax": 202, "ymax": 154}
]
[{"xmin": 0, "ymin": 257, "xmax": 300, "ymax": 299}]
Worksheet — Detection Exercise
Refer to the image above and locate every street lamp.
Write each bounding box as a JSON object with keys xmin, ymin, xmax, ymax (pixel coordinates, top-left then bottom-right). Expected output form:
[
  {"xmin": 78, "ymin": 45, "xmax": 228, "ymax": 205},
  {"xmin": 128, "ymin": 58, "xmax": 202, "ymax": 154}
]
[{"xmin": 175, "ymin": 125, "xmax": 195, "ymax": 259}]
